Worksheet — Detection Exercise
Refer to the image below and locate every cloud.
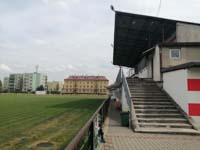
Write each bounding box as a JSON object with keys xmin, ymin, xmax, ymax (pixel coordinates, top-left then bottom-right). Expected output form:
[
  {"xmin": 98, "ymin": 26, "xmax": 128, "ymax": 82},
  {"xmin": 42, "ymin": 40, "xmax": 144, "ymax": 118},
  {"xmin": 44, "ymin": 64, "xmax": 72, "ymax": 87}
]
[
  {"xmin": 0, "ymin": 64, "xmax": 12, "ymax": 72},
  {"xmin": 67, "ymin": 64, "xmax": 77, "ymax": 70},
  {"xmin": 41, "ymin": 0, "xmax": 80, "ymax": 8},
  {"xmin": 1, "ymin": 0, "xmax": 200, "ymax": 83},
  {"xmin": 33, "ymin": 39, "xmax": 47, "ymax": 45},
  {"xmin": 41, "ymin": 0, "xmax": 49, "ymax": 5}
]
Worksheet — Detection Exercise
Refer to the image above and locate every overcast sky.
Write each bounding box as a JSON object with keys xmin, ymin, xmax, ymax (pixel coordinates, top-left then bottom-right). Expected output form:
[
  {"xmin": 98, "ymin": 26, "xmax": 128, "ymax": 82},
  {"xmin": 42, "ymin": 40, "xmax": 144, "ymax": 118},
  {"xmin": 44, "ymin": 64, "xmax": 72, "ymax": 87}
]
[{"xmin": 0, "ymin": 0, "xmax": 200, "ymax": 83}]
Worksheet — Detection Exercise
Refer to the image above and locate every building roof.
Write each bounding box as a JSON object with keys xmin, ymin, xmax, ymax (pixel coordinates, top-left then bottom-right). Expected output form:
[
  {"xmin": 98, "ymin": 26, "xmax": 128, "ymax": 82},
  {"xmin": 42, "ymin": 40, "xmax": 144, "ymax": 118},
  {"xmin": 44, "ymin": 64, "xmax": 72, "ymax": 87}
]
[
  {"xmin": 64, "ymin": 76, "xmax": 109, "ymax": 81},
  {"xmin": 113, "ymin": 11, "xmax": 200, "ymax": 68}
]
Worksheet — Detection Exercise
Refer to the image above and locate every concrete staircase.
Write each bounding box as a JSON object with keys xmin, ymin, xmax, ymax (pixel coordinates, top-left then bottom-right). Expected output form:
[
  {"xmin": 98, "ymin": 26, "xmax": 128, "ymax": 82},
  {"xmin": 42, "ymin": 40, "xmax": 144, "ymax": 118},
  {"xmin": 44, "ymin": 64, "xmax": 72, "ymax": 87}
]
[{"xmin": 127, "ymin": 77, "xmax": 199, "ymax": 134}]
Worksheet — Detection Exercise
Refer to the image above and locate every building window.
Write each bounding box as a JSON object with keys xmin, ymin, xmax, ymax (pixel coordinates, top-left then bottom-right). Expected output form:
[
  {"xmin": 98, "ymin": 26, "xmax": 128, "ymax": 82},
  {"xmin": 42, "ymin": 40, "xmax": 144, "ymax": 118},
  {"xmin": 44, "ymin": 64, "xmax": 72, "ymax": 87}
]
[{"xmin": 170, "ymin": 49, "xmax": 181, "ymax": 59}]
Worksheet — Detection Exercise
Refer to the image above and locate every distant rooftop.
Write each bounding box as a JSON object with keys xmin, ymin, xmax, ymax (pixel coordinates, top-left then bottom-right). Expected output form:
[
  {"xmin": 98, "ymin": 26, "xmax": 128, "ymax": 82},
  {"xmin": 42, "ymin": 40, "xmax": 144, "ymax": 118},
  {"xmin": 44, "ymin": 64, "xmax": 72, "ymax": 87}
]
[{"xmin": 65, "ymin": 75, "xmax": 109, "ymax": 81}]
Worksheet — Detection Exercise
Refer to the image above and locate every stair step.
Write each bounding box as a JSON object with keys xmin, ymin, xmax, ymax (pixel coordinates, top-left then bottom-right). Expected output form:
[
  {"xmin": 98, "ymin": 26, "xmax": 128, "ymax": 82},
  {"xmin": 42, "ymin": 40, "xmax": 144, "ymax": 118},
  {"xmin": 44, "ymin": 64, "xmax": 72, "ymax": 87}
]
[
  {"xmin": 134, "ymin": 105, "xmax": 176, "ymax": 109},
  {"xmin": 130, "ymin": 89, "xmax": 161, "ymax": 92},
  {"xmin": 132, "ymin": 98, "xmax": 170, "ymax": 101},
  {"xmin": 132, "ymin": 93, "xmax": 165, "ymax": 95},
  {"xmin": 130, "ymin": 91, "xmax": 162, "ymax": 93},
  {"xmin": 132, "ymin": 95, "xmax": 168, "ymax": 98},
  {"xmin": 130, "ymin": 90, "xmax": 163, "ymax": 92},
  {"xmin": 128, "ymin": 84, "xmax": 157, "ymax": 87},
  {"xmin": 129, "ymin": 86, "xmax": 160, "ymax": 89},
  {"xmin": 132, "ymin": 94, "xmax": 166, "ymax": 97},
  {"xmin": 135, "ymin": 109, "xmax": 178, "ymax": 113},
  {"xmin": 133, "ymin": 101, "xmax": 171, "ymax": 104},
  {"xmin": 129, "ymin": 84, "xmax": 158, "ymax": 86},
  {"xmin": 136, "ymin": 113, "xmax": 183, "ymax": 118},
  {"xmin": 133, "ymin": 101, "xmax": 172, "ymax": 105},
  {"xmin": 127, "ymin": 78, "xmax": 195, "ymax": 134},
  {"xmin": 135, "ymin": 128, "xmax": 200, "ymax": 135},
  {"xmin": 138, "ymin": 122, "xmax": 192, "ymax": 128},
  {"xmin": 138, "ymin": 118, "xmax": 188, "ymax": 123},
  {"xmin": 129, "ymin": 85, "xmax": 159, "ymax": 87},
  {"xmin": 132, "ymin": 98, "xmax": 171, "ymax": 101},
  {"xmin": 128, "ymin": 84, "xmax": 160, "ymax": 90}
]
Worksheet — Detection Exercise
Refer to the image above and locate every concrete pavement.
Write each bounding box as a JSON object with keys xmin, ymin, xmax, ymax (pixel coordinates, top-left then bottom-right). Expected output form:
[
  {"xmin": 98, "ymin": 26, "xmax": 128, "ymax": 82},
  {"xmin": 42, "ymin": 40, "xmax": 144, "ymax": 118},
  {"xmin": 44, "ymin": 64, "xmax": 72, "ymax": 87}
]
[{"xmin": 101, "ymin": 100, "xmax": 200, "ymax": 150}]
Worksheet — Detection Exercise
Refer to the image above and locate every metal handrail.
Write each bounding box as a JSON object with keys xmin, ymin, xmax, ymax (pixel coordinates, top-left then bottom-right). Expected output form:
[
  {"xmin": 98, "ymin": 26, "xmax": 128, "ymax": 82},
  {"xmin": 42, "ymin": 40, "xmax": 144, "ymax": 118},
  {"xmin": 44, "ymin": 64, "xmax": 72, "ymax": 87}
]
[
  {"xmin": 119, "ymin": 68, "xmax": 139, "ymax": 129},
  {"xmin": 121, "ymin": 70, "xmax": 132, "ymax": 107},
  {"xmin": 65, "ymin": 98, "xmax": 110, "ymax": 150}
]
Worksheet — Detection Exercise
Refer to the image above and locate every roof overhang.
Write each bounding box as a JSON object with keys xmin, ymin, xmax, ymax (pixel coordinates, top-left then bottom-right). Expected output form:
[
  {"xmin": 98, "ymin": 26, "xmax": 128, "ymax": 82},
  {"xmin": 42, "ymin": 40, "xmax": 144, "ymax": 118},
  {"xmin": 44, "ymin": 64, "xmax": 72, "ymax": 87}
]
[
  {"xmin": 161, "ymin": 62, "xmax": 200, "ymax": 73},
  {"xmin": 113, "ymin": 11, "xmax": 200, "ymax": 68},
  {"xmin": 160, "ymin": 42, "xmax": 200, "ymax": 47}
]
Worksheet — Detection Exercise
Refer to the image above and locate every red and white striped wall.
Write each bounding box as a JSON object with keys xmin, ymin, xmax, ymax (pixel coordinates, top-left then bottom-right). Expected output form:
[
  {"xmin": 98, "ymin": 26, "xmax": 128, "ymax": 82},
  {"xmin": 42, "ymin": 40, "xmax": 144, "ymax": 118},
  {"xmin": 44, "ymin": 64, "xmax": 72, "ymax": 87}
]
[
  {"xmin": 163, "ymin": 68, "xmax": 200, "ymax": 128},
  {"xmin": 187, "ymin": 69, "xmax": 200, "ymax": 119}
]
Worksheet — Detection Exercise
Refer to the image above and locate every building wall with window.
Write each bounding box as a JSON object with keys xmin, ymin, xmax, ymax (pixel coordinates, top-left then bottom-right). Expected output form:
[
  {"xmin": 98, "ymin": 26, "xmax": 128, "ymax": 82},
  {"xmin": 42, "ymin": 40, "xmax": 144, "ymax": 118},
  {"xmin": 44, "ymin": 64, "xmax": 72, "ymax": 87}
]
[
  {"xmin": 3, "ymin": 77, "xmax": 9, "ymax": 92},
  {"xmin": 22, "ymin": 73, "xmax": 33, "ymax": 92},
  {"xmin": 63, "ymin": 76, "xmax": 109, "ymax": 95},
  {"xmin": 161, "ymin": 47, "xmax": 200, "ymax": 68},
  {"xmin": 48, "ymin": 81, "xmax": 63, "ymax": 92},
  {"xmin": 32, "ymin": 73, "xmax": 47, "ymax": 91},
  {"xmin": 9, "ymin": 74, "xmax": 23, "ymax": 92},
  {"xmin": 22, "ymin": 72, "xmax": 48, "ymax": 92}
]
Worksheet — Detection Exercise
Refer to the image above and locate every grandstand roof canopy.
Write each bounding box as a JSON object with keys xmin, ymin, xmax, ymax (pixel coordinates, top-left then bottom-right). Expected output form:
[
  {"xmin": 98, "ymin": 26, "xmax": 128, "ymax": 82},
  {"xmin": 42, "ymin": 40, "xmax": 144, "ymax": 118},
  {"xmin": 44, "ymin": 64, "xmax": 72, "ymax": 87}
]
[{"xmin": 113, "ymin": 11, "xmax": 200, "ymax": 68}]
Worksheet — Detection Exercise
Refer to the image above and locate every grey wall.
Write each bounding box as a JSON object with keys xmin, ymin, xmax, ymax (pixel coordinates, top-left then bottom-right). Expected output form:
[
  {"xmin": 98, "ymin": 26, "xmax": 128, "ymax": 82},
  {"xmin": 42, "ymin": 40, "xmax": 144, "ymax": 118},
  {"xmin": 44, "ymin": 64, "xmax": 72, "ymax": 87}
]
[{"xmin": 176, "ymin": 23, "xmax": 200, "ymax": 42}]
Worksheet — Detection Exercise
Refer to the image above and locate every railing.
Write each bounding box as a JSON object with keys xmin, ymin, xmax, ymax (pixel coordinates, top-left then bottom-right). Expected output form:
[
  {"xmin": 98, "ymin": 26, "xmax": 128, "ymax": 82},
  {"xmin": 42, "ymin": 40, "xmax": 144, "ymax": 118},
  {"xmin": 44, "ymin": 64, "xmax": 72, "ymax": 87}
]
[
  {"xmin": 121, "ymin": 70, "xmax": 132, "ymax": 107},
  {"xmin": 113, "ymin": 67, "xmax": 131, "ymax": 111},
  {"xmin": 113, "ymin": 68, "xmax": 138, "ymax": 129},
  {"xmin": 65, "ymin": 98, "xmax": 110, "ymax": 150}
]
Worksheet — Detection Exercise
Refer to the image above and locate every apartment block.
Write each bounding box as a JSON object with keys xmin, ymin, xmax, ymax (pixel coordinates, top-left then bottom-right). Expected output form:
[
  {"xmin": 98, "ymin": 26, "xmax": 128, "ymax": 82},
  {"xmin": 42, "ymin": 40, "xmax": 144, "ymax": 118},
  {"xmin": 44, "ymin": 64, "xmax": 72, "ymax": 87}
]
[
  {"xmin": 3, "ymin": 77, "xmax": 9, "ymax": 92},
  {"xmin": 47, "ymin": 81, "xmax": 63, "ymax": 92},
  {"xmin": 9, "ymin": 74, "xmax": 23, "ymax": 92},
  {"xmin": 23, "ymin": 72, "xmax": 47, "ymax": 92},
  {"xmin": 22, "ymin": 73, "xmax": 33, "ymax": 92},
  {"xmin": 63, "ymin": 76, "xmax": 109, "ymax": 95}
]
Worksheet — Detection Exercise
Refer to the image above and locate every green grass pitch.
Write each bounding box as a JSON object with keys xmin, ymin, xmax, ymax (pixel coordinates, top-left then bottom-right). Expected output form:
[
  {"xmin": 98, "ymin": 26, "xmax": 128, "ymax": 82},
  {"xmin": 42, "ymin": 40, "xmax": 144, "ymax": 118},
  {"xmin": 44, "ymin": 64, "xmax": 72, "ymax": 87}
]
[{"xmin": 0, "ymin": 94, "xmax": 105, "ymax": 150}]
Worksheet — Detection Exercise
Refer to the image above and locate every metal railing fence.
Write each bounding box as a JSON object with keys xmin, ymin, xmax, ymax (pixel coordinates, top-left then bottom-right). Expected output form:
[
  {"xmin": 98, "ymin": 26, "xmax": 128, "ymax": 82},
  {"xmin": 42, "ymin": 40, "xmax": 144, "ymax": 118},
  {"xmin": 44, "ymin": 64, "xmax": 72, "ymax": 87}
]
[{"xmin": 65, "ymin": 98, "xmax": 110, "ymax": 150}]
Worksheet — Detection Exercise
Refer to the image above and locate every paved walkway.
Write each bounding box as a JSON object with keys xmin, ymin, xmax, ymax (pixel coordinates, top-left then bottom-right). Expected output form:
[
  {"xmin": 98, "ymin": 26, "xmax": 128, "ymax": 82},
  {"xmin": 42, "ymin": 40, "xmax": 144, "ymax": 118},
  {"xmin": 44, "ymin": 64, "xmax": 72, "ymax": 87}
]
[{"xmin": 102, "ymin": 100, "xmax": 200, "ymax": 150}]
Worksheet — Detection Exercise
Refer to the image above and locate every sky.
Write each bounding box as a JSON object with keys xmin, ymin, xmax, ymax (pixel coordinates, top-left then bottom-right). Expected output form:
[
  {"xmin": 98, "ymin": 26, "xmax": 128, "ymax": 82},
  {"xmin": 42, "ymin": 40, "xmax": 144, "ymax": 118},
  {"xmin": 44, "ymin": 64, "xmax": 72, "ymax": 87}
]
[{"xmin": 0, "ymin": 0, "xmax": 200, "ymax": 83}]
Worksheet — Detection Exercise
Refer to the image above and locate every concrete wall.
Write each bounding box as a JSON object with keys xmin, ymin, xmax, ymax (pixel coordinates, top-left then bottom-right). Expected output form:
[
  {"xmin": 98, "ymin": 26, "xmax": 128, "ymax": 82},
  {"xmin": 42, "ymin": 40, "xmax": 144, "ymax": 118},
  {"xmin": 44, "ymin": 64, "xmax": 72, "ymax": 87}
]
[
  {"xmin": 163, "ymin": 68, "xmax": 200, "ymax": 129},
  {"xmin": 176, "ymin": 23, "xmax": 200, "ymax": 42},
  {"xmin": 138, "ymin": 55, "xmax": 153, "ymax": 79},
  {"xmin": 137, "ymin": 46, "xmax": 160, "ymax": 81},
  {"xmin": 161, "ymin": 47, "xmax": 200, "ymax": 68},
  {"xmin": 153, "ymin": 46, "xmax": 161, "ymax": 81},
  {"xmin": 163, "ymin": 69, "xmax": 188, "ymax": 112},
  {"xmin": 138, "ymin": 66, "xmax": 148, "ymax": 78}
]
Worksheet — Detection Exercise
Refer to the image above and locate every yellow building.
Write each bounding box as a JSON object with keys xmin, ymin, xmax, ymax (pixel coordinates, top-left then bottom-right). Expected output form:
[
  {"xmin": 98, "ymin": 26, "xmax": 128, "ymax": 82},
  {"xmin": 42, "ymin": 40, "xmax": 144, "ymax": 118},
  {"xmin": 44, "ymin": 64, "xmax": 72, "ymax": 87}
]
[
  {"xmin": 47, "ymin": 81, "xmax": 63, "ymax": 92},
  {"xmin": 63, "ymin": 76, "xmax": 109, "ymax": 95}
]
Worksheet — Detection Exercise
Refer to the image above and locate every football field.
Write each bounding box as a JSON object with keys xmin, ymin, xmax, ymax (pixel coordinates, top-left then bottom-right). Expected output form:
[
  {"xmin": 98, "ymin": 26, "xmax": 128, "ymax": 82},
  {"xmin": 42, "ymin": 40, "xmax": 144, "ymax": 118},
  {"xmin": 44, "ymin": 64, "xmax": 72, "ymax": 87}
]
[{"xmin": 0, "ymin": 94, "xmax": 105, "ymax": 150}]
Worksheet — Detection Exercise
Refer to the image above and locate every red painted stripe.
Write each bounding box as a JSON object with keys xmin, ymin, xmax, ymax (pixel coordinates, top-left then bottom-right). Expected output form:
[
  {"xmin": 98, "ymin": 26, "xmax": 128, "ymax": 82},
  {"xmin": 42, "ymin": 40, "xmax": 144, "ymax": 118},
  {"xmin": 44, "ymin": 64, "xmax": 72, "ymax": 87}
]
[
  {"xmin": 189, "ymin": 103, "xmax": 200, "ymax": 116},
  {"xmin": 187, "ymin": 79, "xmax": 200, "ymax": 91}
]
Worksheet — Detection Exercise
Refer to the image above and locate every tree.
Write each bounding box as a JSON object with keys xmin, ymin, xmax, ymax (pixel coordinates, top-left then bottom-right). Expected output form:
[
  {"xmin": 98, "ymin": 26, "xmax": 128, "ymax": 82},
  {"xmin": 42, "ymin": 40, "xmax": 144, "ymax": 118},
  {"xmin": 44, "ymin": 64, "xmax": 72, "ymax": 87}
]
[{"xmin": 36, "ymin": 85, "xmax": 45, "ymax": 91}]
